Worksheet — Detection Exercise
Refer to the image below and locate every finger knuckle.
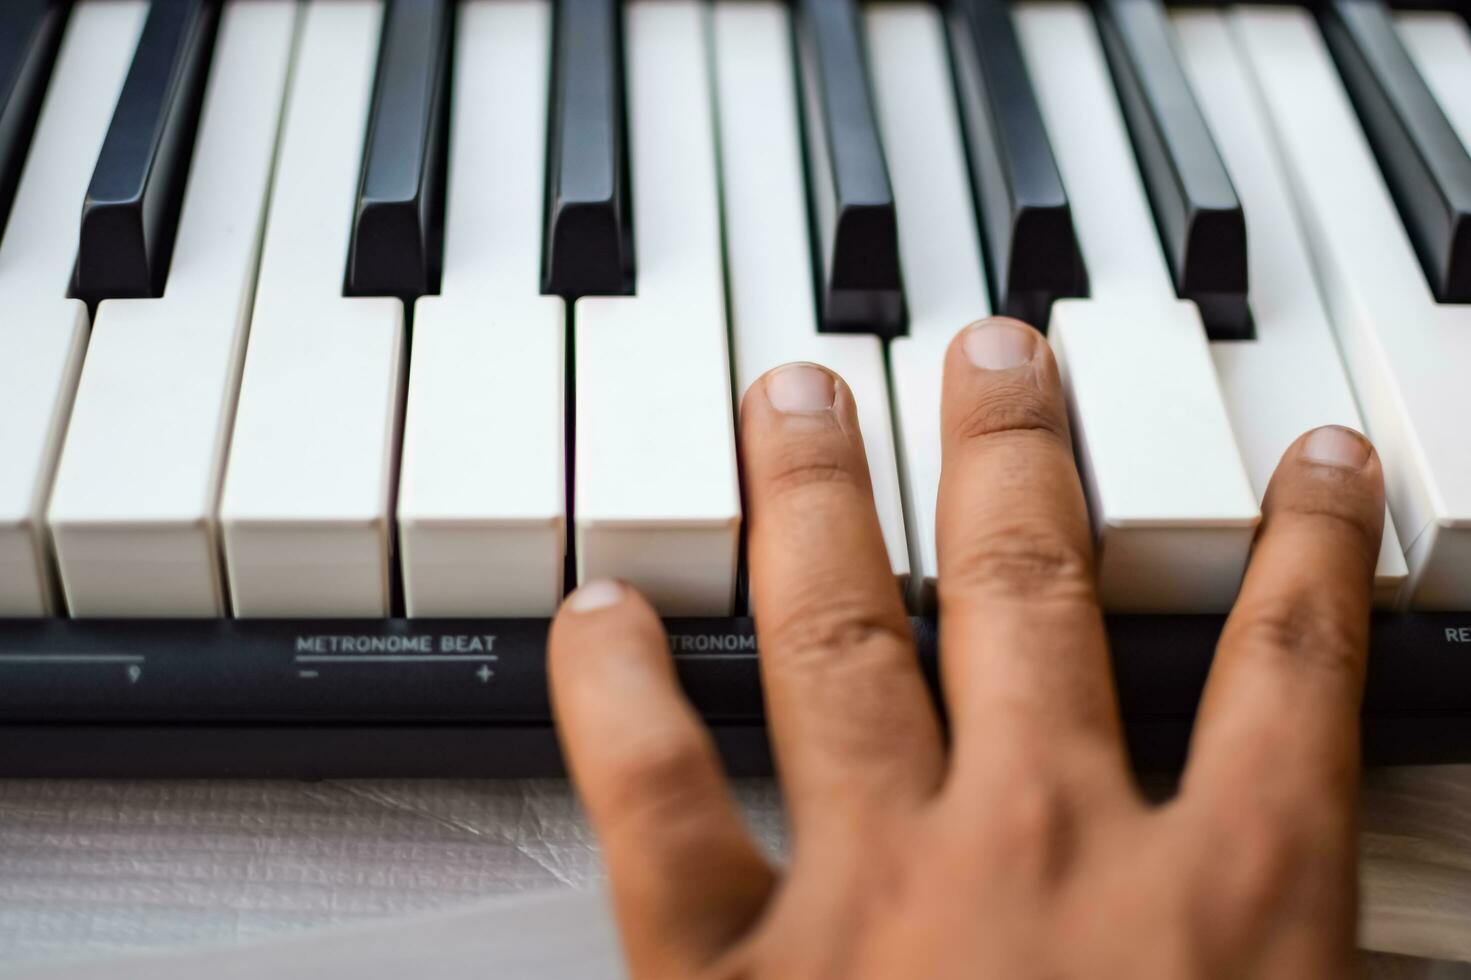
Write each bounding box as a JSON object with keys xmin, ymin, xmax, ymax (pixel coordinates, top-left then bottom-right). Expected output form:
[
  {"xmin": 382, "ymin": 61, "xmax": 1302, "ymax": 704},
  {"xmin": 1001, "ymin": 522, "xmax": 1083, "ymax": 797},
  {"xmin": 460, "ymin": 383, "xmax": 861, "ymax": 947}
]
[
  {"xmin": 765, "ymin": 596, "xmax": 914, "ymax": 678},
  {"xmin": 944, "ymin": 523, "xmax": 1095, "ymax": 604},
  {"xmin": 1205, "ymin": 802, "xmax": 1338, "ymax": 915},
  {"xmin": 971, "ymin": 774, "xmax": 1080, "ymax": 887},
  {"xmin": 951, "ymin": 378, "xmax": 1065, "ymax": 447},
  {"xmin": 757, "ymin": 440, "xmax": 864, "ymax": 502},
  {"xmin": 1230, "ymin": 595, "xmax": 1365, "ymax": 686},
  {"xmin": 1278, "ymin": 496, "xmax": 1383, "ymax": 561},
  {"xmin": 762, "ymin": 598, "xmax": 923, "ymax": 751},
  {"xmin": 998, "ymin": 779, "xmax": 1070, "ymax": 849}
]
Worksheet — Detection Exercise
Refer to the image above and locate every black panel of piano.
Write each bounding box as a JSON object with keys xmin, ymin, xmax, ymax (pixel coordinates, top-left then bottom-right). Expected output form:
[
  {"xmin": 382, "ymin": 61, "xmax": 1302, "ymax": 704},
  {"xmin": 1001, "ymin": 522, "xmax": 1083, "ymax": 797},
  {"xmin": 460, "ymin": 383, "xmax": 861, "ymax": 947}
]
[{"xmin": 1, "ymin": 614, "xmax": 1469, "ymax": 777}]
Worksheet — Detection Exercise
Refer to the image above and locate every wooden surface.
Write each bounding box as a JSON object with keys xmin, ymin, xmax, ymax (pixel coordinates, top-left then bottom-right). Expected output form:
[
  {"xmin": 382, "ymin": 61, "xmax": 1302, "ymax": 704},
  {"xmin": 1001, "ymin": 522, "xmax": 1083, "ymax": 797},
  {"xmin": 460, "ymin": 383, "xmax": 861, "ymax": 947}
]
[
  {"xmin": 1361, "ymin": 767, "xmax": 1471, "ymax": 969},
  {"xmin": 0, "ymin": 771, "xmax": 1465, "ymax": 975}
]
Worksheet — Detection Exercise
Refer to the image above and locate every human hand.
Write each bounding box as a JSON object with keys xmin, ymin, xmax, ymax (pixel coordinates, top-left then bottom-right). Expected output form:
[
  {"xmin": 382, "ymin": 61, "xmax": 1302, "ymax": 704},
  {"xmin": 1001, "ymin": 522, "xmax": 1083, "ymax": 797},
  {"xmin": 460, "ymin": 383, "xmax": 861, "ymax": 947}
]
[{"xmin": 548, "ymin": 318, "xmax": 1385, "ymax": 979}]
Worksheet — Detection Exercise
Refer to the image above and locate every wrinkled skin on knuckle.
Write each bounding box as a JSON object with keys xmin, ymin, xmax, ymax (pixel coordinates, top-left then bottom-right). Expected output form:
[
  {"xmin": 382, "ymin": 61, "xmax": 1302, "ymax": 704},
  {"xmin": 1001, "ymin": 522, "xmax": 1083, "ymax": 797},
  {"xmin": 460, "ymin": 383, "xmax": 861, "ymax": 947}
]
[
  {"xmin": 762, "ymin": 591, "xmax": 914, "ymax": 680},
  {"xmin": 755, "ymin": 436, "xmax": 866, "ymax": 504},
  {"xmin": 759, "ymin": 596, "xmax": 931, "ymax": 771},
  {"xmin": 1296, "ymin": 490, "xmax": 1381, "ymax": 541},
  {"xmin": 950, "ymin": 377, "xmax": 1065, "ymax": 447},
  {"xmin": 1264, "ymin": 479, "xmax": 1383, "ymax": 566},
  {"xmin": 943, "ymin": 522, "xmax": 1096, "ymax": 605},
  {"xmin": 1225, "ymin": 593, "xmax": 1367, "ymax": 690}
]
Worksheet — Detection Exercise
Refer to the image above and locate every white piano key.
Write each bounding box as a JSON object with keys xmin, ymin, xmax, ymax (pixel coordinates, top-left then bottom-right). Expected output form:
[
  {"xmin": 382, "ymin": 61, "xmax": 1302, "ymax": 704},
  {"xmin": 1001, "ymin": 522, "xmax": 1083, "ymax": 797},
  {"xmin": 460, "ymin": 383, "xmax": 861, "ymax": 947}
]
[
  {"xmin": 0, "ymin": 2, "xmax": 147, "ymax": 616},
  {"xmin": 863, "ymin": 1, "xmax": 991, "ymax": 609},
  {"xmin": 712, "ymin": 0, "xmax": 909, "ymax": 598},
  {"xmin": 1234, "ymin": 8, "xmax": 1471, "ymax": 609},
  {"xmin": 46, "ymin": 2, "xmax": 296, "ymax": 619},
  {"xmin": 219, "ymin": 0, "xmax": 406, "ymax": 618},
  {"xmin": 573, "ymin": 0, "xmax": 740, "ymax": 615},
  {"xmin": 1015, "ymin": 2, "xmax": 1258, "ymax": 612},
  {"xmin": 1171, "ymin": 9, "xmax": 1408, "ymax": 606},
  {"xmin": 1394, "ymin": 12, "xmax": 1471, "ymax": 158},
  {"xmin": 397, "ymin": 0, "xmax": 565, "ymax": 617}
]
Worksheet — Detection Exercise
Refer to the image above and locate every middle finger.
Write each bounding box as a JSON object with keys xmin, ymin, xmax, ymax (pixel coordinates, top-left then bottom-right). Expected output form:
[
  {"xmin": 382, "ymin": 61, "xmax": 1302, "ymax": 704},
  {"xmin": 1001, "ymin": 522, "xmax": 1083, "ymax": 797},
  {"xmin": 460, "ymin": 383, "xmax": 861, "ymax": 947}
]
[{"xmin": 936, "ymin": 319, "xmax": 1127, "ymax": 780}]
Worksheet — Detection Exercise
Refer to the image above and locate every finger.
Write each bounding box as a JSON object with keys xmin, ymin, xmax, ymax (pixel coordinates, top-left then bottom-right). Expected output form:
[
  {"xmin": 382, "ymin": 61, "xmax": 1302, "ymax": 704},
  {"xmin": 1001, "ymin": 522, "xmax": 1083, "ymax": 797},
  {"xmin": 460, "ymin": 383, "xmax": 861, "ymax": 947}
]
[
  {"xmin": 1184, "ymin": 426, "xmax": 1384, "ymax": 826},
  {"xmin": 935, "ymin": 318, "xmax": 1127, "ymax": 782},
  {"xmin": 741, "ymin": 362, "xmax": 944, "ymax": 828},
  {"xmin": 549, "ymin": 580, "xmax": 775, "ymax": 976}
]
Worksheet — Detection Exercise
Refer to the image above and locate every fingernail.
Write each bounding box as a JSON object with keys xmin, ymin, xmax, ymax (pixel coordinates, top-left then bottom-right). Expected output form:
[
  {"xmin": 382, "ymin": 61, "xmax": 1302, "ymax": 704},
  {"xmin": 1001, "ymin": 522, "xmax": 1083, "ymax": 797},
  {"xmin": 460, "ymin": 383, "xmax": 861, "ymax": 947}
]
[
  {"xmin": 566, "ymin": 579, "xmax": 625, "ymax": 613},
  {"xmin": 764, "ymin": 363, "xmax": 836, "ymax": 413},
  {"xmin": 1302, "ymin": 425, "xmax": 1371, "ymax": 470},
  {"xmin": 963, "ymin": 319, "xmax": 1037, "ymax": 371}
]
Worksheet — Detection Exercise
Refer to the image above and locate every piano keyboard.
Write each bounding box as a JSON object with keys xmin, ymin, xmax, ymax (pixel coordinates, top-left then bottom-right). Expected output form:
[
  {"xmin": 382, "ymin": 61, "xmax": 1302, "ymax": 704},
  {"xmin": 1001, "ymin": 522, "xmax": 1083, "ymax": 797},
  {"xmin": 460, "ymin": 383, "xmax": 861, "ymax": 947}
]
[{"xmin": 1, "ymin": 0, "xmax": 1470, "ymax": 776}]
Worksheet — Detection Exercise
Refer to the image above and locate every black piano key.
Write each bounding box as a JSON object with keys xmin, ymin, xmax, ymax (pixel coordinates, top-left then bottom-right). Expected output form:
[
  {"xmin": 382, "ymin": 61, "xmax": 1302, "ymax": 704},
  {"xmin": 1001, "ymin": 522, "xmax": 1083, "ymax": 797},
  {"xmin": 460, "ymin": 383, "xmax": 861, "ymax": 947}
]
[
  {"xmin": 346, "ymin": 0, "xmax": 452, "ymax": 301},
  {"xmin": 947, "ymin": 0, "xmax": 1086, "ymax": 329},
  {"xmin": 0, "ymin": 0, "xmax": 67, "ymax": 241},
  {"xmin": 74, "ymin": 0, "xmax": 219, "ymax": 304},
  {"xmin": 1320, "ymin": 0, "xmax": 1471, "ymax": 305},
  {"xmin": 1095, "ymin": 0, "xmax": 1250, "ymax": 341},
  {"xmin": 797, "ymin": 0, "xmax": 906, "ymax": 338},
  {"xmin": 542, "ymin": 0, "xmax": 633, "ymax": 298}
]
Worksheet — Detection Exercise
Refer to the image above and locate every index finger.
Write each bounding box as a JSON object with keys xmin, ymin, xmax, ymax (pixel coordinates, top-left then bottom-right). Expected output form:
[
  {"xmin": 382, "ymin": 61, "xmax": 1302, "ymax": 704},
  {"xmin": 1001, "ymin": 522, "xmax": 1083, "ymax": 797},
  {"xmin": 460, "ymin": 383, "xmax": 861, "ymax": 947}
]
[{"xmin": 741, "ymin": 363, "xmax": 944, "ymax": 829}]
